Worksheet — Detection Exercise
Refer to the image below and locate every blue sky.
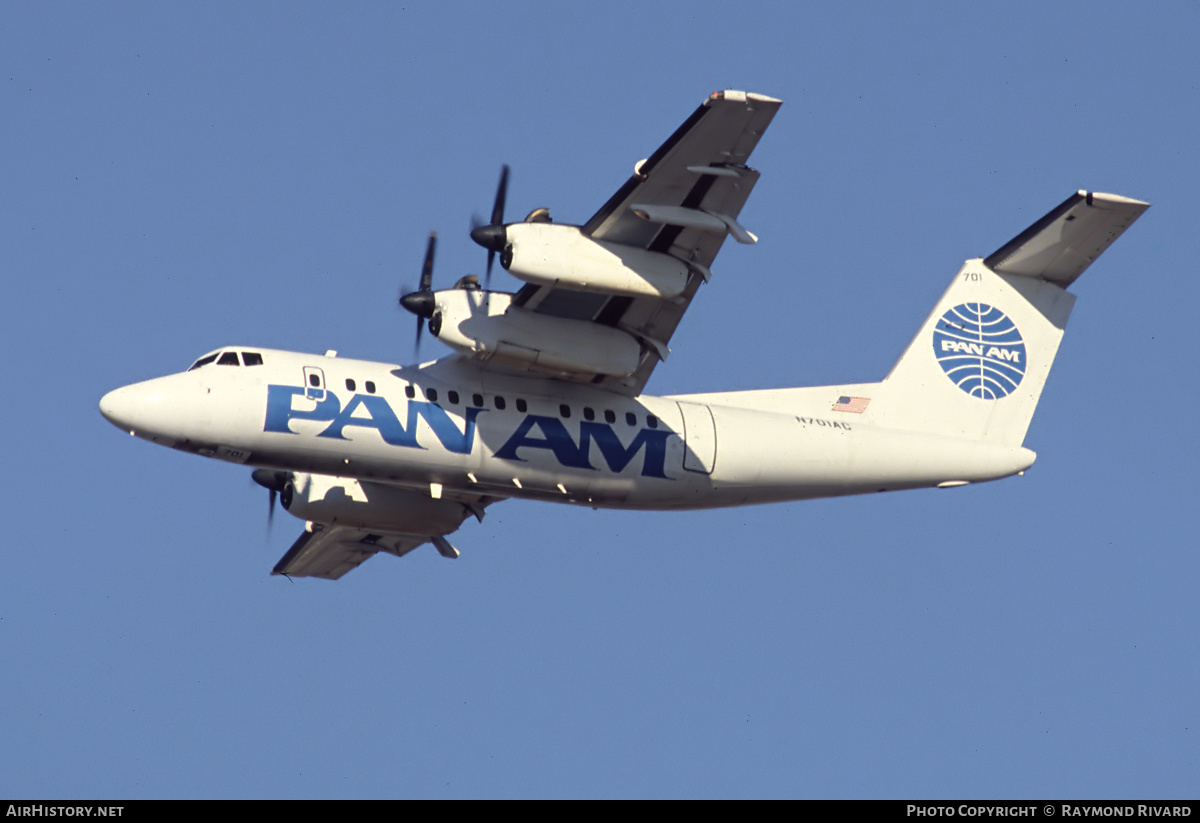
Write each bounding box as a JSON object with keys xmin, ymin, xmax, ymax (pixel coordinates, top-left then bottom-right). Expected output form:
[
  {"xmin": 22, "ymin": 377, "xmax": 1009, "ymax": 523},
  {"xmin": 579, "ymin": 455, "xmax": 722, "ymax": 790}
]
[{"xmin": 3, "ymin": 1, "xmax": 1197, "ymax": 799}]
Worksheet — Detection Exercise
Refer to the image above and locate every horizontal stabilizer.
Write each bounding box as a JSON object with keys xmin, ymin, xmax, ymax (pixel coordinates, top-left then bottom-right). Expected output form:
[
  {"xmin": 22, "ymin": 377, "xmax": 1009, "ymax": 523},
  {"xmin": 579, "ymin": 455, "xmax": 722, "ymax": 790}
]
[{"xmin": 984, "ymin": 191, "xmax": 1149, "ymax": 287}]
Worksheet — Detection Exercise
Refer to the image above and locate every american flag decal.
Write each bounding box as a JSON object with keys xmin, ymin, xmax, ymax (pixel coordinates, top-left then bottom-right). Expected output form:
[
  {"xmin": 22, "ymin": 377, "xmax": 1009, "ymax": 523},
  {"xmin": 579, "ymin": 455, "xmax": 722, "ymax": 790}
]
[{"xmin": 832, "ymin": 395, "xmax": 870, "ymax": 414}]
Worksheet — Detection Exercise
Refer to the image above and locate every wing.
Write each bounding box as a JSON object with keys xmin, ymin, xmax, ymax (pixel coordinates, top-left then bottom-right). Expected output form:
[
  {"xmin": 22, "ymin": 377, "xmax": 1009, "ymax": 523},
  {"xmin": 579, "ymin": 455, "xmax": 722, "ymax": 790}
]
[
  {"xmin": 272, "ymin": 524, "xmax": 468, "ymax": 580},
  {"xmin": 984, "ymin": 190, "xmax": 1150, "ymax": 287},
  {"xmin": 511, "ymin": 90, "xmax": 781, "ymax": 395}
]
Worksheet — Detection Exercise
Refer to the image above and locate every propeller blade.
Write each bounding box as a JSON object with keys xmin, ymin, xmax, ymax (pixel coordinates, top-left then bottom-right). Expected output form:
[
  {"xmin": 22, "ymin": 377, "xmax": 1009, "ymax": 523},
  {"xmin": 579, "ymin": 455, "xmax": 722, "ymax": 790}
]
[
  {"xmin": 464, "ymin": 165, "xmax": 509, "ymax": 303},
  {"xmin": 252, "ymin": 469, "xmax": 289, "ymax": 536},
  {"xmin": 399, "ymin": 231, "xmax": 438, "ymax": 359},
  {"xmin": 491, "ymin": 164, "xmax": 509, "ymax": 227},
  {"xmin": 419, "ymin": 231, "xmax": 436, "ymax": 292}
]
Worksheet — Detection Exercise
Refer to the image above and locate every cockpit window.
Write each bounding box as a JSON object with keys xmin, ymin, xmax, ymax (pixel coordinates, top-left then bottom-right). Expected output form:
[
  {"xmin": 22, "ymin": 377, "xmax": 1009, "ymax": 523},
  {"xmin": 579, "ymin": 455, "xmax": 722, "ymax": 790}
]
[
  {"xmin": 188, "ymin": 354, "xmax": 219, "ymax": 371},
  {"xmin": 217, "ymin": 352, "xmax": 240, "ymax": 366},
  {"xmin": 242, "ymin": 351, "xmax": 263, "ymax": 366}
]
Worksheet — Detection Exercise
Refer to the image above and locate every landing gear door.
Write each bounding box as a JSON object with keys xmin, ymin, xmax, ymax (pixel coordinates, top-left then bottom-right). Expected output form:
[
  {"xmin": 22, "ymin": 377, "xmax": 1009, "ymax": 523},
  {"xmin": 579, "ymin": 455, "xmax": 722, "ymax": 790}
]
[
  {"xmin": 676, "ymin": 401, "xmax": 716, "ymax": 474},
  {"xmin": 303, "ymin": 366, "xmax": 326, "ymax": 402}
]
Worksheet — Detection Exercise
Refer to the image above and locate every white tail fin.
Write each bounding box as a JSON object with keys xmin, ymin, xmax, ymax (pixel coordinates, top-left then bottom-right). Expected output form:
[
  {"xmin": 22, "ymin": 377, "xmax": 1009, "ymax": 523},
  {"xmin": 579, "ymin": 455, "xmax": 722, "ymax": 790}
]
[
  {"xmin": 872, "ymin": 261, "xmax": 1073, "ymax": 444},
  {"xmin": 872, "ymin": 191, "xmax": 1149, "ymax": 446}
]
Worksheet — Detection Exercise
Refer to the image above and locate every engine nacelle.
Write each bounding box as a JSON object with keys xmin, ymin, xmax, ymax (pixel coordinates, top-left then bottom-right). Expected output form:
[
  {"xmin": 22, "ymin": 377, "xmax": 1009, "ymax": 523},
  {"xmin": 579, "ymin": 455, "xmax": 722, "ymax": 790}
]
[
  {"xmin": 502, "ymin": 222, "xmax": 690, "ymax": 299},
  {"xmin": 283, "ymin": 472, "xmax": 470, "ymax": 535},
  {"xmin": 430, "ymin": 289, "xmax": 642, "ymax": 377}
]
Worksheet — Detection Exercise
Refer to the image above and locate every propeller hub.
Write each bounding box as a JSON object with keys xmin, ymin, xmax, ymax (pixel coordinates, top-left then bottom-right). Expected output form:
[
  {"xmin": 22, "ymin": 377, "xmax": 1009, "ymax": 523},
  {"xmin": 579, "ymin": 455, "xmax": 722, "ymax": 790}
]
[
  {"xmin": 399, "ymin": 290, "xmax": 436, "ymax": 318},
  {"xmin": 469, "ymin": 223, "xmax": 506, "ymax": 252},
  {"xmin": 252, "ymin": 469, "xmax": 289, "ymax": 492},
  {"xmin": 253, "ymin": 469, "xmax": 291, "ymax": 531}
]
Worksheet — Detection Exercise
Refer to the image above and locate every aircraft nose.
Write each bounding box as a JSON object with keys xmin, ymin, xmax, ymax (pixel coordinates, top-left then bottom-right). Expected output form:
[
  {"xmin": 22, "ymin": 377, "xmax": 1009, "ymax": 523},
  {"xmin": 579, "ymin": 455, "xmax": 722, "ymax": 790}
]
[
  {"xmin": 100, "ymin": 373, "xmax": 221, "ymax": 448},
  {"xmin": 100, "ymin": 383, "xmax": 149, "ymax": 434},
  {"xmin": 98, "ymin": 379, "xmax": 176, "ymax": 437}
]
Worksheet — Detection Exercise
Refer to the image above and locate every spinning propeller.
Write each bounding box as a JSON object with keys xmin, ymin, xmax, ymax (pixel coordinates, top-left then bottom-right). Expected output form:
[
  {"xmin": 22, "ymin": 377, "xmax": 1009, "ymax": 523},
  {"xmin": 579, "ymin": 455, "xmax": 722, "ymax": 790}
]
[
  {"xmin": 399, "ymin": 165, "xmax": 512, "ymax": 354},
  {"xmin": 398, "ymin": 232, "xmax": 438, "ymax": 357},
  {"xmin": 469, "ymin": 164, "xmax": 510, "ymax": 293},
  {"xmin": 251, "ymin": 469, "xmax": 291, "ymax": 533}
]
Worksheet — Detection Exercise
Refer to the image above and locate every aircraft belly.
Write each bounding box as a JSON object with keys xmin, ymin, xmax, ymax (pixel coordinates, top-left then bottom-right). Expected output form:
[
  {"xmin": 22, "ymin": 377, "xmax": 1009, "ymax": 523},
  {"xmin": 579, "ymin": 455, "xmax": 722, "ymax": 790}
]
[
  {"xmin": 239, "ymin": 390, "xmax": 683, "ymax": 506},
  {"xmin": 224, "ymin": 378, "xmax": 1037, "ymax": 511},
  {"xmin": 703, "ymin": 405, "xmax": 1036, "ymax": 505},
  {"xmin": 252, "ymin": 429, "xmax": 474, "ymax": 486},
  {"xmin": 196, "ymin": 368, "xmax": 1035, "ymax": 512}
]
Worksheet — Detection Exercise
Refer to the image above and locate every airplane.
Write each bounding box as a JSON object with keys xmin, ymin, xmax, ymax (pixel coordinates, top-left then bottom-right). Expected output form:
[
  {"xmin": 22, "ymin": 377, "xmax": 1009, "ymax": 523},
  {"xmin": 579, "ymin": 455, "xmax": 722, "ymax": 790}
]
[{"xmin": 98, "ymin": 90, "xmax": 1149, "ymax": 580}]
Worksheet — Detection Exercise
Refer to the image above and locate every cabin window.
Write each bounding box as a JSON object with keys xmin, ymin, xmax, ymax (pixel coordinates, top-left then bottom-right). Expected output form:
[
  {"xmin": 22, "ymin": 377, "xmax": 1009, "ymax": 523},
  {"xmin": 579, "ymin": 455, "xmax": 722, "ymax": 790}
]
[
  {"xmin": 365, "ymin": 381, "xmax": 376, "ymax": 394},
  {"xmin": 516, "ymin": 398, "xmax": 527, "ymax": 413},
  {"xmin": 425, "ymin": 388, "xmax": 438, "ymax": 402},
  {"xmin": 309, "ymin": 373, "xmax": 321, "ymax": 388},
  {"xmin": 495, "ymin": 396, "xmax": 506, "ymax": 410},
  {"xmin": 448, "ymin": 390, "xmax": 460, "ymax": 405},
  {"xmin": 345, "ymin": 379, "xmax": 356, "ymax": 392},
  {"xmin": 647, "ymin": 415, "xmax": 658, "ymax": 429},
  {"xmin": 604, "ymin": 410, "xmax": 616, "ymax": 424},
  {"xmin": 241, "ymin": 352, "xmax": 263, "ymax": 366},
  {"xmin": 625, "ymin": 412, "xmax": 637, "ymax": 426},
  {"xmin": 473, "ymin": 393, "xmax": 484, "ymax": 407},
  {"xmin": 405, "ymin": 385, "xmax": 415, "ymax": 399},
  {"xmin": 218, "ymin": 352, "xmax": 240, "ymax": 366},
  {"xmin": 583, "ymin": 407, "xmax": 595, "ymax": 421},
  {"xmin": 559, "ymin": 404, "xmax": 571, "ymax": 418}
]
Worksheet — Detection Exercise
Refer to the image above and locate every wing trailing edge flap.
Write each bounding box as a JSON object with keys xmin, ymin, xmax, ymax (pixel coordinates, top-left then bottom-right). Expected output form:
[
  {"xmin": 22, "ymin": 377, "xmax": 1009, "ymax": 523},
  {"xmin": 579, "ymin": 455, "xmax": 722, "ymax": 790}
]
[
  {"xmin": 272, "ymin": 525, "xmax": 460, "ymax": 580},
  {"xmin": 583, "ymin": 90, "xmax": 781, "ymax": 254},
  {"xmin": 560, "ymin": 91, "xmax": 782, "ymax": 396},
  {"xmin": 984, "ymin": 191, "xmax": 1150, "ymax": 288}
]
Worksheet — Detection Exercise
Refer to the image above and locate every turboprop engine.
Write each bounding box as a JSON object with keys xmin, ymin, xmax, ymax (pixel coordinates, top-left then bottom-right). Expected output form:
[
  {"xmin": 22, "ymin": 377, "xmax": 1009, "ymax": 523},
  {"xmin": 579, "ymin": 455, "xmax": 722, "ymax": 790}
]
[
  {"xmin": 264, "ymin": 471, "xmax": 473, "ymax": 535},
  {"xmin": 401, "ymin": 210, "xmax": 651, "ymax": 378},
  {"xmin": 428, "ymin": 288, "xmax": 642, "ymax": 377},
  {"xmin": 498, "ymin": 222, "xmax": 692, "ymax": 299},
  {"xmin": 465, "ymin": 168, "xmax": 695, "ymax": 299}
]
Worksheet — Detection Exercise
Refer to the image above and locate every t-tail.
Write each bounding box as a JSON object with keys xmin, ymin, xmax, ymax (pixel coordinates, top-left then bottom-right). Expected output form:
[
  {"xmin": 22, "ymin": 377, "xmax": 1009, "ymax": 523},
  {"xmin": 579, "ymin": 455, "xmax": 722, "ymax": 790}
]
[{"xmin": 870, "ymin": 191, "xmax": 1149, "ymax": 446}]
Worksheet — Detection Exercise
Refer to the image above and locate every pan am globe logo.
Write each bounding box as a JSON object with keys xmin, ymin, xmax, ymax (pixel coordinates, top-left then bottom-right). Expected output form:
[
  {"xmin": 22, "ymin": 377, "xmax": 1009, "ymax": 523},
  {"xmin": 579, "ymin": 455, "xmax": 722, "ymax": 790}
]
[{"xmin": 932, "ymin": 303, "xmax": 1026, "ymax": 399}]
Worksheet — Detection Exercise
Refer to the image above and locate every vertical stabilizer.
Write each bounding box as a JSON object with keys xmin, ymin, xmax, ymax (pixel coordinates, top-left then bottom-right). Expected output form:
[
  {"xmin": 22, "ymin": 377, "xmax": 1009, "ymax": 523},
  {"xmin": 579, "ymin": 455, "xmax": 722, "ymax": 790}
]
[{"xmin": 871, "ymin": 191, "xmax": 1148, "ymax": 446}]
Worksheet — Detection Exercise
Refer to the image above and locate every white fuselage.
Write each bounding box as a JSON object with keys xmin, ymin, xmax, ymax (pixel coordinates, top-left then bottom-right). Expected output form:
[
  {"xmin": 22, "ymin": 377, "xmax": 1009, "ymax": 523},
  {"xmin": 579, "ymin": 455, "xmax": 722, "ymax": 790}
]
[{"xmin": 99, "ymin": 347, "xmax": 1035, "ymax": 512}]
